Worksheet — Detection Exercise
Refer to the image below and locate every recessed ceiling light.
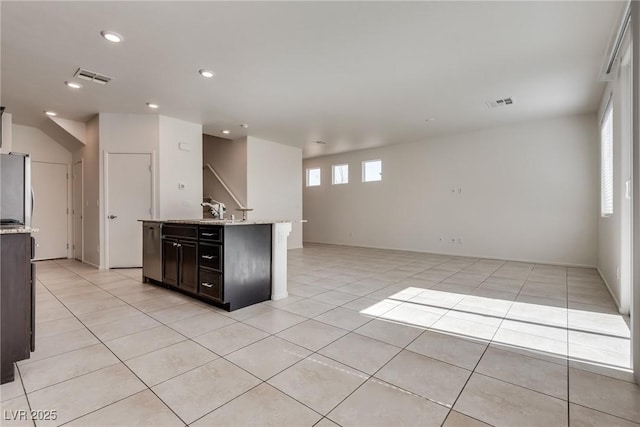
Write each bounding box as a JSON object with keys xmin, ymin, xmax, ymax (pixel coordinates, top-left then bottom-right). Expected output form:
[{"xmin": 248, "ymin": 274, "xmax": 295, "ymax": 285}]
[
  {"xmin": 44, "ymin": 111, "xmax": 57, "ymax": 117},
  {"xmin": 65, "ymin": 81, "xmax": 82, "ymax": 89},
  {"xmin": 199, "ymin": 69, "xmax": 215, "ymax": 78},
  {"xmin": 100, "ymin": 30, "xmax": 123, "ymax": 43},
  {"xmin": 240, "ymin": 124, "xmax": 249, "ymax": 129},
  {"xmin": 221, "ymin": 129, "xmax": 231, "ymax": 134},
  {"xmin": 146, "ymin": 102, "xmax": 159, "ymax": 109}
]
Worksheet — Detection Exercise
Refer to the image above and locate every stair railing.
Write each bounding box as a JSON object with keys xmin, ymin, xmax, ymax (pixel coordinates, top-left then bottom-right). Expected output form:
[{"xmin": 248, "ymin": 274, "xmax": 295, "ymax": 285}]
[{"xmin": 203, "ymin": 163, "xmax": 253, "ymax": 220}]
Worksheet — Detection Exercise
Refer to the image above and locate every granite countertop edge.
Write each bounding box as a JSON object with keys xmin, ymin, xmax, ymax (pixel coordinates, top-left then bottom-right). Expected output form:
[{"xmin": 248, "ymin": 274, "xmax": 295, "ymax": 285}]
[
  {"xmin": 139, "ymin": 219, "xmax": 304, "ymax": 226},
  {"xmin": 0, "ymin": 226, "xmax": 40, "ymax": 234}
]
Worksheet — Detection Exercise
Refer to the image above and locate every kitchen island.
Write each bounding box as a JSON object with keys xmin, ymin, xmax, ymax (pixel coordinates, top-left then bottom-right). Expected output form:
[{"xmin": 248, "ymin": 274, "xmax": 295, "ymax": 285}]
[{"xmin": 141, "ymin": 219, "xmax": 292, "ymax": 311}]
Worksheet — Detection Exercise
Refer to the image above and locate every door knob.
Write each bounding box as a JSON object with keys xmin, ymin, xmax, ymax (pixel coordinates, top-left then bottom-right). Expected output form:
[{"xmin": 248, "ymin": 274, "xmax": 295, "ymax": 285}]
[{"xmin": 108, "ymin": 215, "xmax": 118, "ymax": 219}]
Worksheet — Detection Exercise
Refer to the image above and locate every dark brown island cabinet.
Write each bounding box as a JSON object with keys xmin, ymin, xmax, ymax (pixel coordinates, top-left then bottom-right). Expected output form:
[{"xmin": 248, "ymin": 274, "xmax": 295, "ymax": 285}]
[
  {"xmin": 142, "ymin": 221, "xmax": 272, "ymax": 311},
  {"xmin": 0, "ymin": 231, "xmax": 35, "ymax": 384}
]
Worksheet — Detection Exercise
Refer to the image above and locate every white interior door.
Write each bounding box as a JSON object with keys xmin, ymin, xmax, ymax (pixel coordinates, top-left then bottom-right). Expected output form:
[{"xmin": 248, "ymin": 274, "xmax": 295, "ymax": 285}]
[
  {"xmin": 107, "ymin": 153, "xmax": 152, "ymax": 268},
  {"xmin": 73, "ymin": 161, "xmax": 83, "ymax": 261},
  {"xmin": 32, "ymin": 161, "xmax": 68, "ymax": 260}
]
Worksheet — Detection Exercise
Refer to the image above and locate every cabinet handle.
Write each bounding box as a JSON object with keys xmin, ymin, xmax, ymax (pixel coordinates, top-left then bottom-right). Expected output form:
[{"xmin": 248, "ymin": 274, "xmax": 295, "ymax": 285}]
[
  {"xmin": 202, "ymin": 255, "xmax": 216, "ymax": 260},
  {"xmin": 202, "ymin": 233, "xmax": 216, "ymax": 237},
  {"xmin": 176, "ymin": 244, "xmax": 182, "ymax": 248},
  {"xmin": 172, "ymin": 242, "xmax": 178, "ymax": 247},
  {"xmin": 202, "ymin": 282, "xmax": 214, "ymax": 288}
]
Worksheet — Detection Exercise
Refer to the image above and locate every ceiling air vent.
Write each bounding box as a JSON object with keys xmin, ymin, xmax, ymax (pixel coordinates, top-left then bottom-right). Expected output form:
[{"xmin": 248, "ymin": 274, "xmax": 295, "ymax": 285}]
[
  {"xmin": 486, "ymin": 97, "xmax": 514, "ymax": 108},
  {"xmin": 73, "ymin": 68, "xmax": 113, "ymax": 85}
]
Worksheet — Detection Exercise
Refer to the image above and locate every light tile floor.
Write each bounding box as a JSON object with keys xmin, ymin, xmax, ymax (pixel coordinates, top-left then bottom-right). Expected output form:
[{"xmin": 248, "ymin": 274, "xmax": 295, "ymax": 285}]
[{"xmin": 1, "ymin": 243, "xmax": 638, "ymax": 426}]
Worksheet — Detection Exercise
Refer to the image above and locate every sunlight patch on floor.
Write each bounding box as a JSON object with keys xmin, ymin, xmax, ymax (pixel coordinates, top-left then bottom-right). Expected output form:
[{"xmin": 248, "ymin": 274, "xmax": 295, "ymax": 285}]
[{"xmin": 361, "ymin": 287, "xmax": 632, "ymax": 371}]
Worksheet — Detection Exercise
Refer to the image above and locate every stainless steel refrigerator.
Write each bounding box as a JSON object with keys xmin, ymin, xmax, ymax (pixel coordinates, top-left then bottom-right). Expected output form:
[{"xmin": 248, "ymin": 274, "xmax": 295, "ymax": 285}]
[{"xmin": 1, "ymin": 153, "xmax": 33, "ymax": 227}]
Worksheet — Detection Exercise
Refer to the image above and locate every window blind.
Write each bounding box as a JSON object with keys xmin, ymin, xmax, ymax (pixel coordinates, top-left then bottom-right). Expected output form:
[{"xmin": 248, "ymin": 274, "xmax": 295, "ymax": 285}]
[{"xmin": 601, "ymin": 104, "xmax": 614, "ymax": 216}]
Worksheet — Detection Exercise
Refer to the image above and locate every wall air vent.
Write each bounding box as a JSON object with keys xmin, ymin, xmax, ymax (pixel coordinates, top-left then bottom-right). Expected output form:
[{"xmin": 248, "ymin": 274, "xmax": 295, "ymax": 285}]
[
  {"xmin": 73, "ymin": 68, "xmax": 113, "ymax": 85},
  {"xmin": 486, "ymin": 97, "xmax": 514, "ymax": 108}
]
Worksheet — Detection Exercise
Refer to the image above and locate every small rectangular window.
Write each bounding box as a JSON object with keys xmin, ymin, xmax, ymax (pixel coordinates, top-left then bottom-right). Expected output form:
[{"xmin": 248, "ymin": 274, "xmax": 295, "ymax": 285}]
[
  {"xmin": 306, "ymin": 167, "xmax": 321, "ymax": 187},
  {"xmin": 362, "ymin": 159, "xmax": 382, "ymax": 182},
  {"xmin": 332, "ymin": 164, "xmax": 349, "ymax": 185},
  {"xmin": 601, "ymin": 103, "xmax": 613, "ymax": 217}
]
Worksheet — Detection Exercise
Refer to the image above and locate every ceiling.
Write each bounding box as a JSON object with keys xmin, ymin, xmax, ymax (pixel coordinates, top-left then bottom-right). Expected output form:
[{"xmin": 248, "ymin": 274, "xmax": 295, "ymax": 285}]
[{"xmin": 1, "ymin": 1, "xmax": 625, "ymax": 158}]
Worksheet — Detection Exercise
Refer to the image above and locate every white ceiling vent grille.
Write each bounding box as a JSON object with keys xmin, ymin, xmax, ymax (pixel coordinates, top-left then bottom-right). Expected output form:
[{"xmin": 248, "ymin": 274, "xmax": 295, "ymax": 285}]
[
  {"xmin": 73, "ymin": 68, "xmax": 113, "ymax": 85},
  {"xmin": 486, "ymin": 97, "xmax": 514, "ymax": 108}
]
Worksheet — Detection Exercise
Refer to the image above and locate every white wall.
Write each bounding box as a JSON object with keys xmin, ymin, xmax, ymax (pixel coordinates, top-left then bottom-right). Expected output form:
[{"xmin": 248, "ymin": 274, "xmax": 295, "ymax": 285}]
[
  {"xmin": 631, "ymin": 0, "xmax": 639, "ymax": 384},
  {"xmin": 597, "ymin": 37, "xmax": 633, "ymax": 313},
  {"xmin": 12, "ymin": 124, "xmax": 73, "ymax": 259},
  {"xmin": 99, "ymin": 114, "xmax": 160, "ymax": 216},
  {"xmin": 203, "ymin": 135, "xmax": 248, "ymax": 214},
  {"xmin": 158, "ymin": 116, "xmax": 203, "ymax": 219},
  {"xmin": 72, "ymin": 116, "xmax": 100, "ymax": 267},
  {"xmin": 1, "ymin": 112, "xmax": 12, "ymax": 153},
  {"xmin": 303, "ymin": 114, "xmax": 599, "ymax": 266},
  {"xmin": 13, "ymin": 124, "xmax": 72, "ymax": 164},
  {"xmin": 247, "ymin": 136, "xmax": 303, "ymax": 249},
  {"xmin": 50, "ymin": 117, "xmax": 87, "ymax": 144},
  {"xmin": 71, "ymin": 114, "xmax": 203, "ymax": 268}
]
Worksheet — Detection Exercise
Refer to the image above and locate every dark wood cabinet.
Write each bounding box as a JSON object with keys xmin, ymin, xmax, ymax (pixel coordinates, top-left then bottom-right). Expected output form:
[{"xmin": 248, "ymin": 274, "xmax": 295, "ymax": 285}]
[
  {"xmin": 179, "ymin": 240, "xmax": 198, "ymax": 293},
  {"xmin": 1, "ymin": 232, "xmax": 35, "ymax": 384},
  {"xmin": 198, "ymin": 225, "xmax": 271, "ymax": 311},
  {"xmin": 146, "ymin": 221, "xmax": 272, "ymax": 312},
  {"xmin": 198, "ymin": 226, "xmax": 225, "ymax": 303},
  {"xmin": 162, "ymin": 226, "xmax": 198, "ymax": 293},
  {"xmin": 199, "ymin": 268, "xmax": 223, "ymax": 301},
  {"xmin": 162, "ymin": 238, "xmax": 179, "ymax": 287}
]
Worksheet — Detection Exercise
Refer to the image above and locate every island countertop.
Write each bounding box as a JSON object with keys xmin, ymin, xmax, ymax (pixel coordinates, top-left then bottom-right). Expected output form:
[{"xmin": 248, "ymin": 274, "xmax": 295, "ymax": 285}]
[
  {"xmin": 139, "ymin": 219, "xmax": 302, "ymax": 226},
  {"xmin": 0, "ymin": 226, "xmax": 39, "ymax": 234}
]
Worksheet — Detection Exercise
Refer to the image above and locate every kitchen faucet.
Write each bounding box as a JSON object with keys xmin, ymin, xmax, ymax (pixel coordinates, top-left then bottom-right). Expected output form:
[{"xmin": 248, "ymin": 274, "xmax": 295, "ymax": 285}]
[{"xmin": 201, "ymin": 200, "xmax": 226, "ymax": 219}]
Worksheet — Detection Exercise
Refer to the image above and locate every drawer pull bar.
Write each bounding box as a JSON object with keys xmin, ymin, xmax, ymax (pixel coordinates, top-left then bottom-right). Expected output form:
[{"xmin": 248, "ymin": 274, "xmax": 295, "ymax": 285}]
[
  {"xmin": 202, "ymin": 282, "xmax": 214, "ymax": 288},
  {"xmin": 202, "ymin": 255, "xmax": 216, "ymax": 260},
  {"xmin": 202, "ymin": 233, "xmax": 216, "ymax": 237}
]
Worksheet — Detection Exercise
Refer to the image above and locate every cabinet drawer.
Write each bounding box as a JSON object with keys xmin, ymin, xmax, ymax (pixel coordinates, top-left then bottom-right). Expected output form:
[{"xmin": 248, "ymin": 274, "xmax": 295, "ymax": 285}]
[
  {"xmin": 199, "ymin": 226, "xmax": 223, "ymax": 243},
  {"xmin": 199, "ymin": 244, "xmax": 222, "ymax": 270},
  {"xmin": 163, "ymin": 225, "xmax": 197, "ymax": 239},
  {"xmin": 199, "ymin": 270, "xmax": 223, "ymax": 301}
]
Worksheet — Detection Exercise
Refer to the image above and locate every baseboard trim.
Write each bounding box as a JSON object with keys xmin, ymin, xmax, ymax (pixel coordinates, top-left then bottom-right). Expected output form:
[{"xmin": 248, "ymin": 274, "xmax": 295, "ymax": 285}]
[
  {"xmin": 596, "ymin": 267, "xmax": 627, "ymax": 314},
  {"xmin": 82, "ymin": 260, "xmax": 100, "ymax": 269},
  {"xmin": 302, "ymin": 240, "xmax": 597, "ymax": 269}
]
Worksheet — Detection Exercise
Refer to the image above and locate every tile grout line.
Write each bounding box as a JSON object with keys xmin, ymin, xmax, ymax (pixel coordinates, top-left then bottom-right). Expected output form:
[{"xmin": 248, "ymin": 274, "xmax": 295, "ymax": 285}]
[
  {"xmin": 12, "ymin": 364, "xmax": 35, "ymax": 427},
  {"xmin": 31, "ymin": 260, "xmax": 192, "ymax": 426},
  {"xmin": 441, "ymin": 262, "xmax": 549, "ymax": 425},
  {"xmin": 566, "ymin": 267, "xmax": 570, "ymax": 426},
  {"xmin": 37, "ymin": 258, "xmax": 362, "ymax": 425},
  {"xmin": 438, "ymin": 257, "xmax": 512, "ymax": 426},
  {"xmin": 288, "ymin": 259, "xmax": 484, "ymax": 426},
  {"xmin": 183, "ymin": 306, "xmax": 373, "ymax": 425},
  {"xmin": 29, "ymin": 252, "xmax": 625, "ymax": 426}
]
